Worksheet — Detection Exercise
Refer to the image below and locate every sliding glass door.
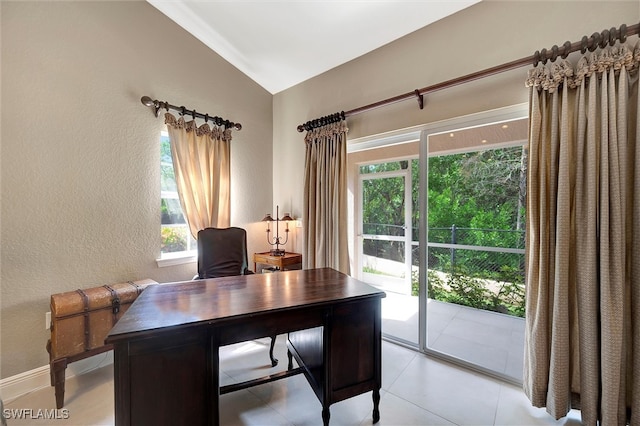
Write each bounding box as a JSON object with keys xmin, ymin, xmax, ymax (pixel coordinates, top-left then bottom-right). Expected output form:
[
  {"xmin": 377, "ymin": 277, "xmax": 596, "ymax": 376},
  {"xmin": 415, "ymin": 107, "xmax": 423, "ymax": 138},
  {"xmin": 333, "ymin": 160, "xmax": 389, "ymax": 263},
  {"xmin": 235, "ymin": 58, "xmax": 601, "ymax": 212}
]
[
  {"xmin": 419, "ymin": 109, "xmax": 529, "ymax": 383},
  {"xmin": 350, "ymin": 104, "xmax": 529, "ymax": 383}
]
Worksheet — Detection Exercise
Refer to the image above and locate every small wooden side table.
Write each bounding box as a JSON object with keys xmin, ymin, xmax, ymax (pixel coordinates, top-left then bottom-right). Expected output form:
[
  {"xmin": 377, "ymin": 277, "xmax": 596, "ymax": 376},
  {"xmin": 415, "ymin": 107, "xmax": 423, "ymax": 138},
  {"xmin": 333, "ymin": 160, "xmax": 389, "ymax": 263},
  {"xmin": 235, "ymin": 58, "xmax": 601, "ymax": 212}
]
[{"xmin": 253, "ymin": 252, "xmax": 302, "ymax": 273}]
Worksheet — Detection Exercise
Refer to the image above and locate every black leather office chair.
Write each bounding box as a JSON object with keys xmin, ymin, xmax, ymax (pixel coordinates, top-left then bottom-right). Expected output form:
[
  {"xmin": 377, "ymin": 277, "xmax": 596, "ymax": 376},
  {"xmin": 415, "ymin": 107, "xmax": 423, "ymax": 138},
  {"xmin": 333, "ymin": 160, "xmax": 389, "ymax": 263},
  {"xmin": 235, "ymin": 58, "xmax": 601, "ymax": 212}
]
[
  {"xmin": 197, "ymin": 227, "xmax": 253, "ymax": 279},
  {"xmin": 196, "ymin": 227, "xmax": 278, "ymax": 366}
]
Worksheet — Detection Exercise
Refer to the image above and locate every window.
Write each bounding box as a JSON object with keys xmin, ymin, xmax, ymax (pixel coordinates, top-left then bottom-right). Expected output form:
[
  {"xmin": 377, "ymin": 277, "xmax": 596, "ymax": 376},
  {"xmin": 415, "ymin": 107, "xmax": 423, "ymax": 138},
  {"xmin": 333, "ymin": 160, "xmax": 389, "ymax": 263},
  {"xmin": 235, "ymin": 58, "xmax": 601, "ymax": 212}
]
[{"xmin": 160, "ymin": 131, "xmax": 196, "ymax": 260}]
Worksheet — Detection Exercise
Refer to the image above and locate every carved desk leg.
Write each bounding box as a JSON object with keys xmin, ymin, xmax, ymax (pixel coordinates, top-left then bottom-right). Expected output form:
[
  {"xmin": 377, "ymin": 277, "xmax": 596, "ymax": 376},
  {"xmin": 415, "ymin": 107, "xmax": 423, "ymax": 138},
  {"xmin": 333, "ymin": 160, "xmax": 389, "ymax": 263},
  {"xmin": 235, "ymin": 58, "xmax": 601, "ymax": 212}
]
[
  {"xmin": 372, "ymin": 388, "xmax": 381, "ymax": 423},
  {"xmin": 322, "ymin": 406, "xmax": 330, "ymax": 426},
  {"xmin": 269, "ymin": 335, "xmax": 278, "ymax": 367},
  {"xmin": 287, "ymin": 349, "xmax": 293, "ymax": 371}
]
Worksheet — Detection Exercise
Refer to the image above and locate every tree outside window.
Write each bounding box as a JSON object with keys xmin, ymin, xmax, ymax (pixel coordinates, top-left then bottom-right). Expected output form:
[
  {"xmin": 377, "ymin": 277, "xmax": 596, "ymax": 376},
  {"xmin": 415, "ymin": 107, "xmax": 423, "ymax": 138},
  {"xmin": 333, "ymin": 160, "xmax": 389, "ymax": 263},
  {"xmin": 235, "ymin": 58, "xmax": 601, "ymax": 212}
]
[{"xmin": 160, "ymin": 131, "xmax": 195, "ymax": 255}]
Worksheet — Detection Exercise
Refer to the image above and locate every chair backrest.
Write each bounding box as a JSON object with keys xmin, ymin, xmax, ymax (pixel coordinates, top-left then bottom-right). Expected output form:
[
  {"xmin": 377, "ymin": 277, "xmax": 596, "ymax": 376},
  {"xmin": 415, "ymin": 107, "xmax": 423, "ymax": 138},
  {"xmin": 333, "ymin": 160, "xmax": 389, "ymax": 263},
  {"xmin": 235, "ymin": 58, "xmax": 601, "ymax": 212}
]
[{"xmin": 197, "ymin": 227, "xmax": 251, "ymax": 279}]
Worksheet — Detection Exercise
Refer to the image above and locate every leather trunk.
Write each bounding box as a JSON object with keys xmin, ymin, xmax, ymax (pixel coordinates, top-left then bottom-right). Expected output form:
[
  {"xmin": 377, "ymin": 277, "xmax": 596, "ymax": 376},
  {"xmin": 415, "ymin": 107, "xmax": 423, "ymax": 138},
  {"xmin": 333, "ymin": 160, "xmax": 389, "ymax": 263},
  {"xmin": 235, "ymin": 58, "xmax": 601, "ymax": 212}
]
[{"xmin": 49, "ymin": 279, "xmax": 157, "ymax": 359}]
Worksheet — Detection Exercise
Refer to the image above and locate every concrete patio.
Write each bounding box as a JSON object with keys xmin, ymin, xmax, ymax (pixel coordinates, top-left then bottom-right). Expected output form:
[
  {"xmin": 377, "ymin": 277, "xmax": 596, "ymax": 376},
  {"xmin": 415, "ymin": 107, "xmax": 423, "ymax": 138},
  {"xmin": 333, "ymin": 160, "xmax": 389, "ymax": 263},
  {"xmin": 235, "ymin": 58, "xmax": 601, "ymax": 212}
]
[{"xmin": 379, "ymin": 289, "xmax": 525, "ymax": 383}]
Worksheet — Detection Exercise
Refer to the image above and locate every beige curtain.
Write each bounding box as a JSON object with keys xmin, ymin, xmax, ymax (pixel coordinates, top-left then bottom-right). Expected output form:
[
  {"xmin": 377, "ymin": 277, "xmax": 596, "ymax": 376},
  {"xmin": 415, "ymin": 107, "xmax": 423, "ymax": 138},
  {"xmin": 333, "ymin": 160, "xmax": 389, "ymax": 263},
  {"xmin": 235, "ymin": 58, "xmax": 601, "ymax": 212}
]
[
  {"xmin": 303, "ymin": 120, "xmax": 350, "ymax": 274},
  {"xmin": 524, "ymin": 42, "xmax": 640, "ymax": 425},
  {"xmin": 165, "ymin": 113, "xmax": 231, "ymax": 238}
]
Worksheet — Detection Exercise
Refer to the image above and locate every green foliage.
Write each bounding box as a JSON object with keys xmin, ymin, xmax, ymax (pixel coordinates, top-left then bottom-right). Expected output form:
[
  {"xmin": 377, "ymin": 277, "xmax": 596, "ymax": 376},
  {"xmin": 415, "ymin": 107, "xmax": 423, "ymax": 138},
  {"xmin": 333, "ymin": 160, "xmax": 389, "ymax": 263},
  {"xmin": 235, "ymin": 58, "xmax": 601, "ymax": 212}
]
[
  {"xmin": 486, "ymin": 265, "xmax": 526, "ymax": 317},
  {"xmin": 427, "ymin": 147, "xmax": 526, "ymax": 236},
  {"xmin": 160, "ymin": 134, "xmax": 172, "ymax": 163},
  {"xmin": 161, "ymin": 135, "xmax": 177, "ymax": 192},
  {"xmin": 161, "ymin": 198, "xmax": 186, "ymax": 225},
  {"xmin": 447, "ymin": 271, "xmax": 491, "ymax": 310},
  {"xmin": 160, "ymin": 134, "xmax": 192, "ymax": 254},
  {"xmin": 361, "ymin": 147, "xmax": 527, "ymax": 240},
  {"xmin": 411, "ymin": 267, "xmax": 525, "ymax": 318},
  {"xmin": 363, "ymin": 266, "xmax": 398, "ymax": 277},
  {"xmin": 161, "ymin": 226, "xmax": 187, "ymax": 253},
  {"xmin": 161, "ymin": 165, "xmax": 177, "ymax": 192},
  {"xmin": 364, "ymin": 146, "xmax": 528, "ymax": 318},
  {"xmin": 360, "ymin": 162, "xmax": 402, "ymax": 174},
  {"xmin": 362, "ymin": 176, "xmax": 405, "ymax": 233}
]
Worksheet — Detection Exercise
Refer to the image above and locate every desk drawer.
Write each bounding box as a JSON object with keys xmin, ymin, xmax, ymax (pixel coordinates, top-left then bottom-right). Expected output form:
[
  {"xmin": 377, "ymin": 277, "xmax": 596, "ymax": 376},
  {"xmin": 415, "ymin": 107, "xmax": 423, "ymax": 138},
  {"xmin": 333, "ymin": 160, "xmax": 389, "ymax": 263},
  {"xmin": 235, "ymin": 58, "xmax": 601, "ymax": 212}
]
[{"xmin": 217, "ymin": 307, "xmax": 325, "ymax": 345}]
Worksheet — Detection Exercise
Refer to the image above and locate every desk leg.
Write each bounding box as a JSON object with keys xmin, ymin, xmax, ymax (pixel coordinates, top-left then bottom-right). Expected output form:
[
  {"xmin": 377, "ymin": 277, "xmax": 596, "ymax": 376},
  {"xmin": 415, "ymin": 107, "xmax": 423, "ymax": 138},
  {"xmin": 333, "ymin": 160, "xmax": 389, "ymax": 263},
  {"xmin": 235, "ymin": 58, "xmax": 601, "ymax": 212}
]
[
  {"xmin": 269, "ymin": 335, "xmax": 278, "ymax": 367},
  {"xmin": 372, "ymin": 388, "xmax": 381, "ymax": 423},
  {"xmin": 287, "ymin": 350, "xmax": 293, "ymax": 371},
  {"xmin": 211, "ymin": 335, "xmax": 220, "ymax": 426},
  {"xmin": 322, "ymin": 406, "xmax": 330, "ymax": 426}
]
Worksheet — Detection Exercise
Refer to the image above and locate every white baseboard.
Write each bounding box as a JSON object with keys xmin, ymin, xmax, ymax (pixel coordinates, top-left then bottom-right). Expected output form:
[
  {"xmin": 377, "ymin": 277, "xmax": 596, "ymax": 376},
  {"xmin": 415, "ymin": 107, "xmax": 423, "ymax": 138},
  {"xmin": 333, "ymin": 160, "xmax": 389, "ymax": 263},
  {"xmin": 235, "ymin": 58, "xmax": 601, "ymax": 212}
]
[{"xmin": 0, "ymin": 352, "xmax": 113, "ymax": 403}]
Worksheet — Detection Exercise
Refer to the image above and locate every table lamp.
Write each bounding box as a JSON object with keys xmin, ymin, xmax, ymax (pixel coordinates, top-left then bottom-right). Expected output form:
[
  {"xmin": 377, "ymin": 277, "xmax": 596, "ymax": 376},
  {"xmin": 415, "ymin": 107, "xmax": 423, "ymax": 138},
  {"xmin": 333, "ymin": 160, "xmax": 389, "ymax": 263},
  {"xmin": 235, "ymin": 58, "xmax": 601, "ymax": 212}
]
[{"xmin": 261, "ymin": 205, "xmax": 294, "ymax": 256}]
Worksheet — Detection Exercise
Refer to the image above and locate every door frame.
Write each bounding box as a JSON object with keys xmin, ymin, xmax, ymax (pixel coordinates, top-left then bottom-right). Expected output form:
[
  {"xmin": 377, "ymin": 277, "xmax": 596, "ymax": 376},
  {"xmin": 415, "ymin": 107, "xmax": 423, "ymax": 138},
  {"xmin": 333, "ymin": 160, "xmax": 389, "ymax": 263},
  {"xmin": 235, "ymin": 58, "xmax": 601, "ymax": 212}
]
[{"xmin": 357, "ymin": 167, "xmax": 413, "ymax": 295}]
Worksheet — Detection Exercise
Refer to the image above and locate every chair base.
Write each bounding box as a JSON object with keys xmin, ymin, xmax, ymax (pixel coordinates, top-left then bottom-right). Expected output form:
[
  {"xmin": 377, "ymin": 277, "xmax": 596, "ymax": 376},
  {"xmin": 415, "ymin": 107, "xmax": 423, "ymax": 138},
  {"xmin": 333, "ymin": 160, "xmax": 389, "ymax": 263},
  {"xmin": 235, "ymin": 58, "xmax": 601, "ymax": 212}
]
[{"xmin": 269, "ymin": 335, "xmax": 278, "ymax": 367}]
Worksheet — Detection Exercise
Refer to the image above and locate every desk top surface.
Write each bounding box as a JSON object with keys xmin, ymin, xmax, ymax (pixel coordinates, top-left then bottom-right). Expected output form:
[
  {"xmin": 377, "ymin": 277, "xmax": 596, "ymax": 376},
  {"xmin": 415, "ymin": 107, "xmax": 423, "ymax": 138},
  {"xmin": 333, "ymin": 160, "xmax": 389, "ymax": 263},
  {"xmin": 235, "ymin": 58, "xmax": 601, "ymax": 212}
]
[{"xmin": 106, "ymin": 268, "xmax": 385, "ymax": 343}]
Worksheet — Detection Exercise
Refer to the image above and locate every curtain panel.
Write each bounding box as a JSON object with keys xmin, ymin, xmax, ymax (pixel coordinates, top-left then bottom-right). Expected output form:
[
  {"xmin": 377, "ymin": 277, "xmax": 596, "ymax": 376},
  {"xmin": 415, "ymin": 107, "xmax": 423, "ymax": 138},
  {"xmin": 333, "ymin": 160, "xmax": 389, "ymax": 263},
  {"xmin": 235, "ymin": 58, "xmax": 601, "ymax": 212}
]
[
  {"xmin": 165, "ymin": 113, "xmax": 231, "ymax": 238},
  {"xmin": 303, "ymin": 121, "xmax": 350, "ymax": 274},
  {"xmin": 524, "ymin": 42, "xmax": 640, "ymax": 425}
]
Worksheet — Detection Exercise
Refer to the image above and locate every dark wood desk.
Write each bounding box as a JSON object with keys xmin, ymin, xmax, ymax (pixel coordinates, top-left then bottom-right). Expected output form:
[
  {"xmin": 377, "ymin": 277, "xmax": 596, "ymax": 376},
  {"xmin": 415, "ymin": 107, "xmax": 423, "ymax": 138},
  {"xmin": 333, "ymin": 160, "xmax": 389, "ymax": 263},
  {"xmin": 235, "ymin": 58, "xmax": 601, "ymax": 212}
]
[{"xmin": 105, "ymin": 268, "xmax": 385, "ymax": 426}]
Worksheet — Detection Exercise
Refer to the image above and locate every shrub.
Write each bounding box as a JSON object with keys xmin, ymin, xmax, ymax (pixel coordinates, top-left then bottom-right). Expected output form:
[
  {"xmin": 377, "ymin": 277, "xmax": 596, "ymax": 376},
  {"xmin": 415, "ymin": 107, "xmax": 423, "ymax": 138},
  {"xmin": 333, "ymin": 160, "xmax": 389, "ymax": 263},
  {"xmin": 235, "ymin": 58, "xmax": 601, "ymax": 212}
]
[
  {"xmin": 161, "ymin": 226, "xmax": 187, "ymax": 253},
  {"xmin": 411, "ymin": 267, "xmax": 525, "ymax": 318}
]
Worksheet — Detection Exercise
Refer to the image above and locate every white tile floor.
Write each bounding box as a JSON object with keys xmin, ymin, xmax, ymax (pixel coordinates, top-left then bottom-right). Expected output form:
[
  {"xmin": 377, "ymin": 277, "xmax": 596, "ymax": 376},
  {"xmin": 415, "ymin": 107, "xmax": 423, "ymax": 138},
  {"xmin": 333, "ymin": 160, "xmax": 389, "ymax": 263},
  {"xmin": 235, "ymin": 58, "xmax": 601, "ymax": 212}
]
[
  {"xmin": 380, "ymin": 293, "xmax": 526, "ymax": 382},
  {"xmin": 4, "ymin": 337, "xmax": 583, "ymax": 425}
]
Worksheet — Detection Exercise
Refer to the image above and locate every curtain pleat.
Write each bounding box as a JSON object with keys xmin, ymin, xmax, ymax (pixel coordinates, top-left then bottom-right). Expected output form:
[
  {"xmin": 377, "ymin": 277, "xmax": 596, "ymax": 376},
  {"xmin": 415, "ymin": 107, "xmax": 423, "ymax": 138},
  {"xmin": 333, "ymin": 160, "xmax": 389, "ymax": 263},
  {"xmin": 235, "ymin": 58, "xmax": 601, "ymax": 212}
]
[
  {"xmin": 165, "ymin": 113, "xmax": 231, "ymax": 238},
  {"xmin": 524, "ymin": 42, "xmax": 640, "ymax": 425},
  {"xmin": 303, "ymin": 121, "xmax": 350, "ymax": 274},
  {"xmin": 631, "ymin": 60, "xmax": 640, "ymax": 426}
]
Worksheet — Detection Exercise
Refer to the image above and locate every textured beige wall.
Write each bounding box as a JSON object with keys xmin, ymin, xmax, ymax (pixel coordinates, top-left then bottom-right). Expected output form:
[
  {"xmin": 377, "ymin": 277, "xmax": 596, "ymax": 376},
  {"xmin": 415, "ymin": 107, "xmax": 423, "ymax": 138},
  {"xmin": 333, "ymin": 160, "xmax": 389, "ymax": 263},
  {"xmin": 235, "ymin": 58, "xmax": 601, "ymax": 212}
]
[
  {"xmin": 1, "ymin": 1, "xmax": 273, "ymax": 378},
  {"xmin": 273, "ymin": 0, "xmax": 640, "ymax": 257}
]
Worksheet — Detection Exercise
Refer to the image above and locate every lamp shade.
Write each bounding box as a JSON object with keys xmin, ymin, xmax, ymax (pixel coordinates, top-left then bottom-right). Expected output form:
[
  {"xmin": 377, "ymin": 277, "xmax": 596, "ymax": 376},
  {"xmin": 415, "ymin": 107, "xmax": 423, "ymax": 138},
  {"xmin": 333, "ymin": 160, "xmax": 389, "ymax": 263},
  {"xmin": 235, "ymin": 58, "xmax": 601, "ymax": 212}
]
[
  {"xmin": 262, "ymin": 213, "xmax": 274, "ymax": 222},
  {"xmin": 280, "ymin": 213, "xmax": 294, "ymax": 221}
]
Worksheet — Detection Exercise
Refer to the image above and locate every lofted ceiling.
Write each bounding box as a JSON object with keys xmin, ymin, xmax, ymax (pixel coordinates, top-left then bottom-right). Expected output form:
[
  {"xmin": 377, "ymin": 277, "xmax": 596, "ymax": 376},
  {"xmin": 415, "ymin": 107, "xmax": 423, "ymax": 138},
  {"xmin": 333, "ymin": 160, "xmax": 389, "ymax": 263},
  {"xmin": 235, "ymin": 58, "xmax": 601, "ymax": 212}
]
[{"xmin": 148, "ymin": 1, "xmax": 480, "ymax": 94}]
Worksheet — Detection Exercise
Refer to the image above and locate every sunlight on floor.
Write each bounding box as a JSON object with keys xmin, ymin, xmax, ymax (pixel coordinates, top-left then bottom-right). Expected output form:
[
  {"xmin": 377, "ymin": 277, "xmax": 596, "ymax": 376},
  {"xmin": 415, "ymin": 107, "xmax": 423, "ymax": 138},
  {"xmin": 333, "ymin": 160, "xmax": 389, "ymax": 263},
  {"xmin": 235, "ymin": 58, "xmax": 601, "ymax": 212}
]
[
  {"xmin": 226, "ymin": 339, "xmax": 270, "ymax": 356},
  {"xmin": 381, "ymin": 292, "xmax": 418, "ymax": 321}
]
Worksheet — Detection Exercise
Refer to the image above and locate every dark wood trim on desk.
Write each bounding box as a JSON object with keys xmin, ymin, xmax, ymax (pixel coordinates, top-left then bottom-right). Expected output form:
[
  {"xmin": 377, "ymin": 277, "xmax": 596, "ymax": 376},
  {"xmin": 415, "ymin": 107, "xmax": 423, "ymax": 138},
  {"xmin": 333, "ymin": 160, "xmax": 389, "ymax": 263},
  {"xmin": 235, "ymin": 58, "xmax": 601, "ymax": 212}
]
[{"xmin": 106, "ymin": 268, "xmax": 385, "ymax": 426}]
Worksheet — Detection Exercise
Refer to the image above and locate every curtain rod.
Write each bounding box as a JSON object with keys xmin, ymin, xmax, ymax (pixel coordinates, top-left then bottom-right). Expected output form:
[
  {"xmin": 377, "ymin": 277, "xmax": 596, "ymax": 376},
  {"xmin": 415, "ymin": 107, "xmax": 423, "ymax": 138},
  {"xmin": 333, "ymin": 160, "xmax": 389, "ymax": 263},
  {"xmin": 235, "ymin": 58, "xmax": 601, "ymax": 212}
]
[
  {"xmin": 141, "ymin": 96, "xmax": 242, "ymax": 131},
  {"xmin": 296, "ymin": 22, "xmax": 640, "ymax": 133}
]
